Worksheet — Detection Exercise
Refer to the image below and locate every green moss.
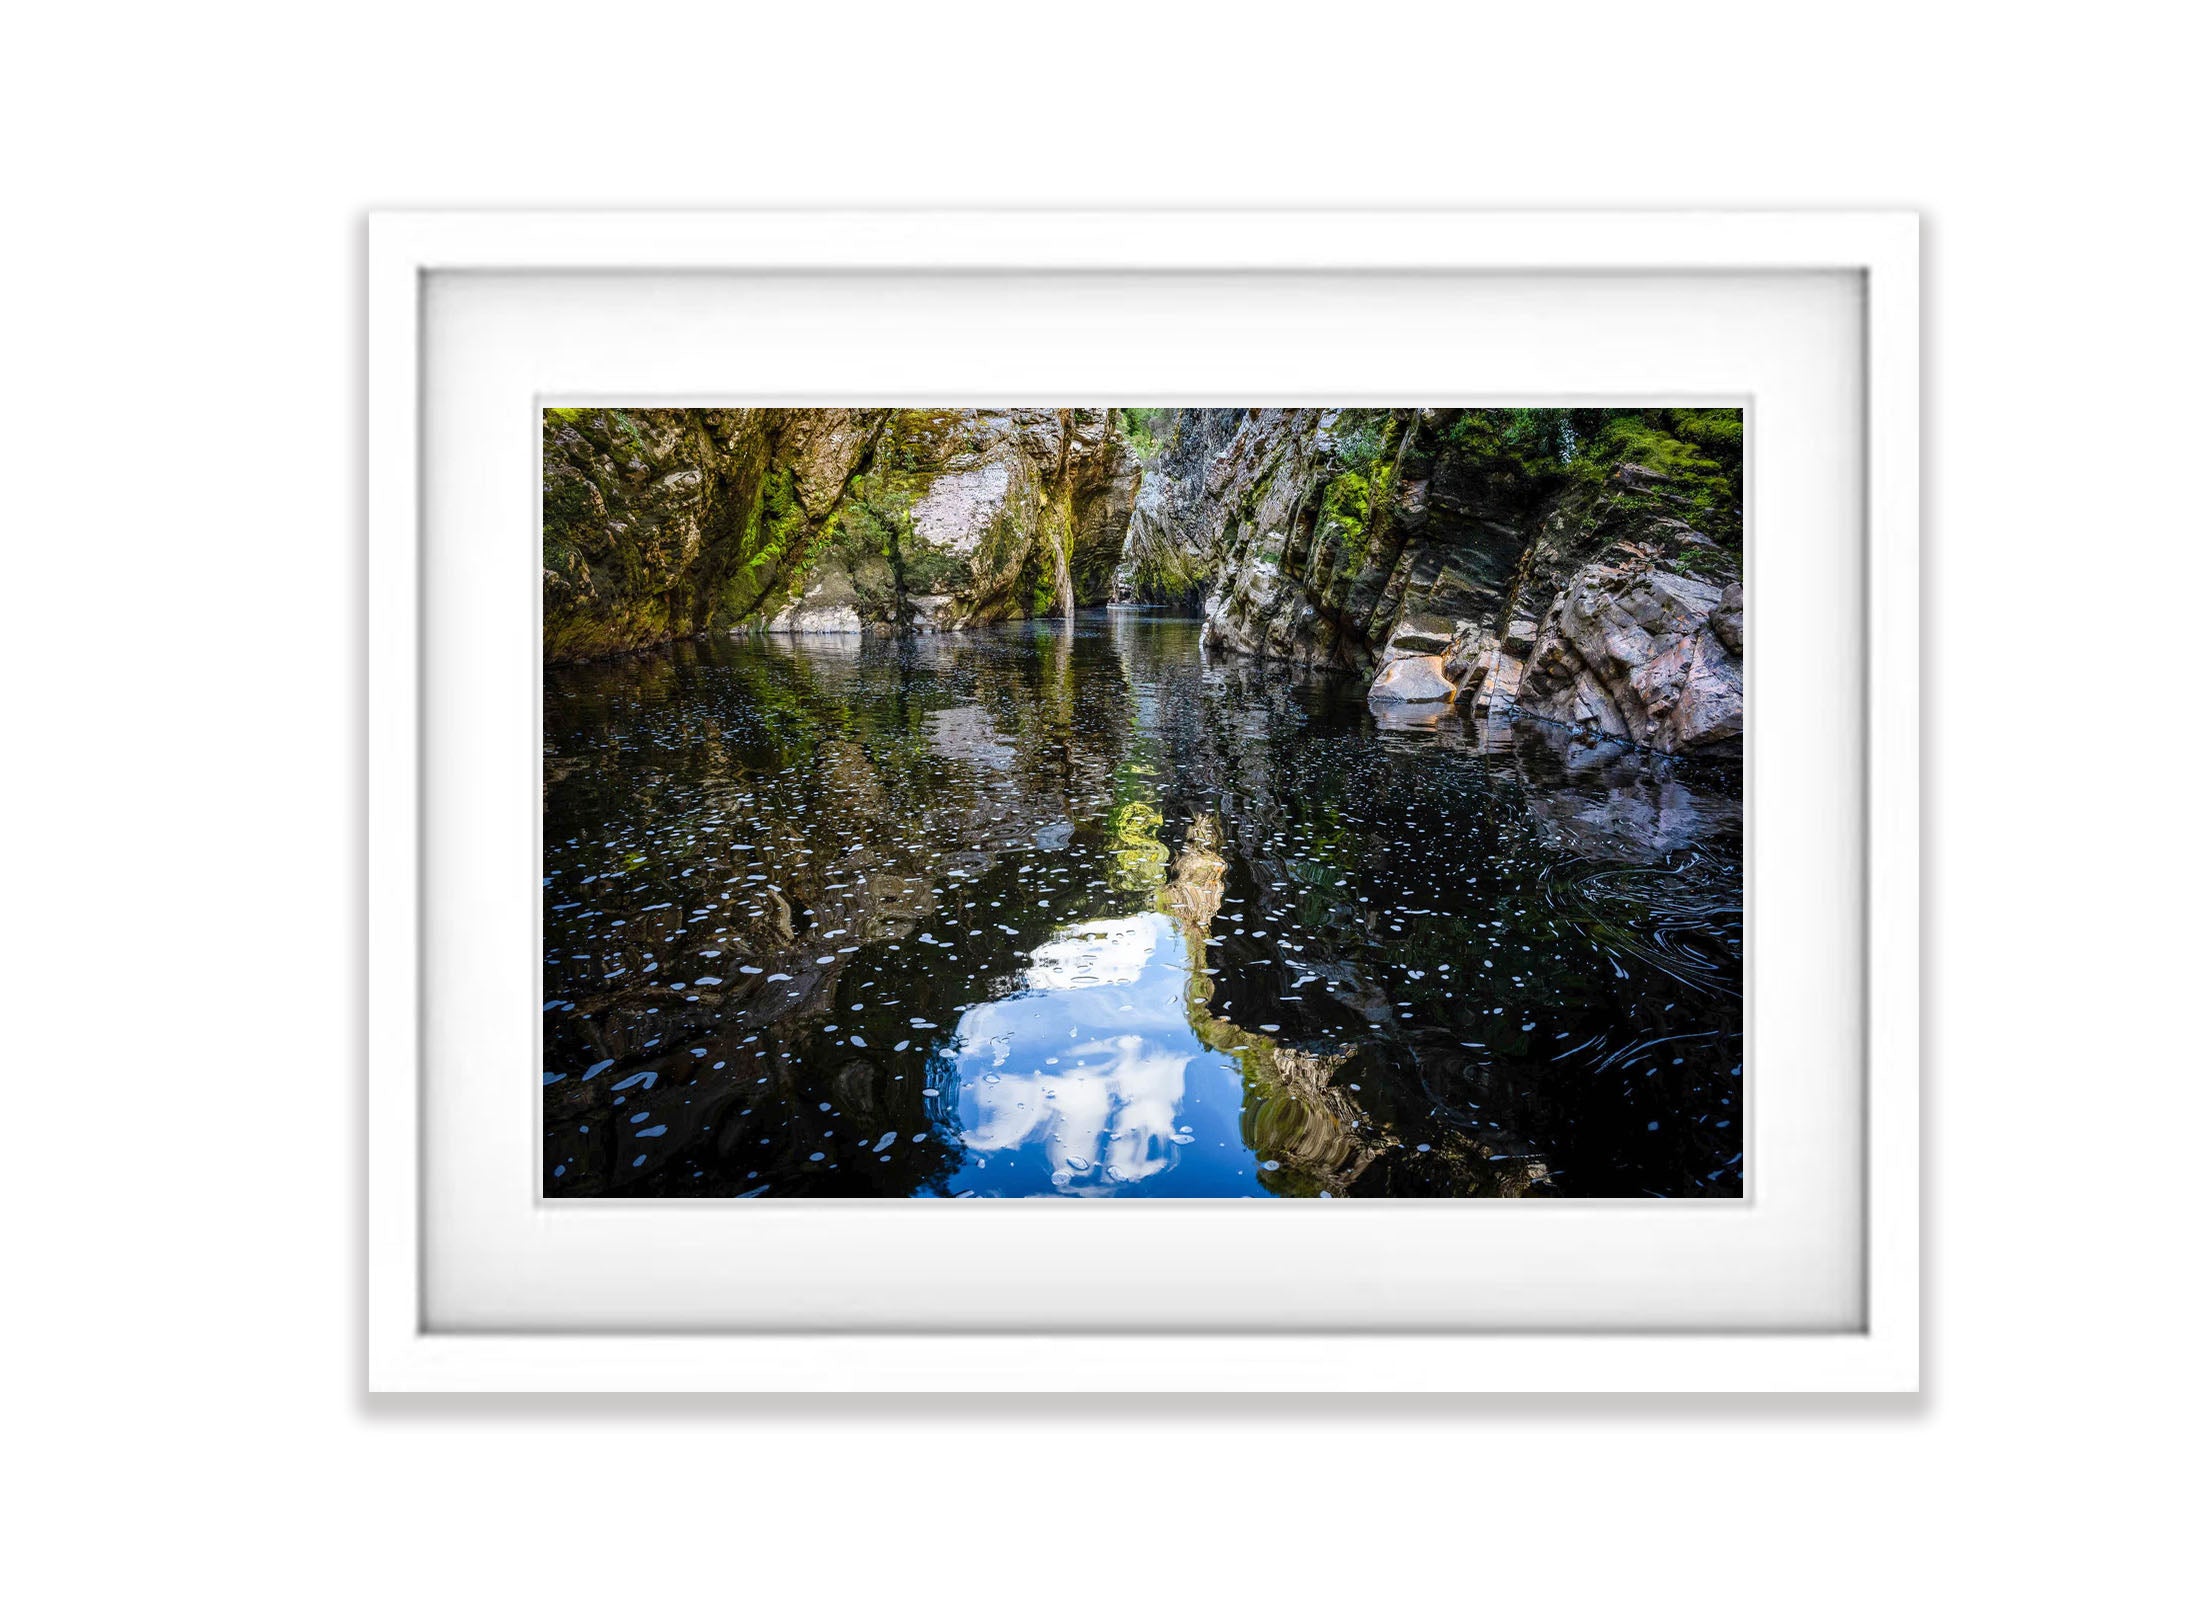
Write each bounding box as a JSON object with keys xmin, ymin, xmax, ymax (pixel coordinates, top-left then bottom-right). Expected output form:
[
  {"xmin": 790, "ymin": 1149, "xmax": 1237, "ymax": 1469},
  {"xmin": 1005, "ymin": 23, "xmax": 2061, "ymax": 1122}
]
[
  {"xmin": 555, "ymin": 407, "xmax": 651, "ymax": 458},
  {"xmin": 1581, "ymin": 414, "xmax": 1741, "ymax": 541},
  {"xmin": 1671, "ymin": 408, "xmax": 1743, "ymax": 472},
  {"xmin": 745, "ymin": 466, "xmax": 805, "ymax": 573},
  {"xmin": 1320, "ymin": 468, "xmax": 1374, "ymax": 571},
  {"xmin": 1026, "ymin": 549, "xmax": 1059, "ymax": 615},
  {"xmin": 1312, "ymin": 411, "xmax": 1408, "ymax": 576},
  {"xmin": 1128, "ymin": 536, "xmax": 1208, "ymax": 604},
  {"xmin": 1434, "ymin": 406, "xmax": 1743, "ymax": 541},
  {"xmin": 541, "ymin": 469, "xmax": 600, "ymax": 567},
  {"xmin": 899, "ymin": 542, "xmax": 973, "ymax": 595},
  {"xmin": 698, "ymin": 463, "xmax": 817, "ymax": 625}
]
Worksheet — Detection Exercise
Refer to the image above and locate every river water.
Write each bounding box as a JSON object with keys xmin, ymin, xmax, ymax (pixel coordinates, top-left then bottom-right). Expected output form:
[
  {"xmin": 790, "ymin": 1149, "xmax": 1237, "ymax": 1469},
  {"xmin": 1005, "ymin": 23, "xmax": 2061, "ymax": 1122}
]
[{"xmin": 543, "ymin": 612, "xmax": 1743, "ymax": 1199}]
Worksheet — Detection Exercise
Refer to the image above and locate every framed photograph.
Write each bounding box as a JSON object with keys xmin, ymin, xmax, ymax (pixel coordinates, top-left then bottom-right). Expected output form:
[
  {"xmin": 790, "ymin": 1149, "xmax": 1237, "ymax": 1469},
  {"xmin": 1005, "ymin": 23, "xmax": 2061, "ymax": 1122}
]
[{"xmin": 368, "ymin": 210, "xmax": 1917, "ymax": 1391}]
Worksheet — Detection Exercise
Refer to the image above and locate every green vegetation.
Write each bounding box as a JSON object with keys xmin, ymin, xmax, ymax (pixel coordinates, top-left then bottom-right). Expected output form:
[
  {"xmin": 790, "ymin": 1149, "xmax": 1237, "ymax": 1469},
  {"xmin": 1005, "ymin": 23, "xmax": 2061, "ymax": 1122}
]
[
  {"xmin": 1320, "ymin": 469, "xmax": 1374, "ymax": 570},
  {"xmin": 1317, "ymin": 410, "xmax": 1404, "ymax": 574},
  {"xmin": 1025, "ymin": 545, "xmax": 1059, "ymax": 615},
  {"xmin": 1119, "ymin": 407, "xmax": 1173, "ymax": 460},
  {"xmin": 1663, "ymin": 546, "xmax": 1728, "ymax": 578},
  {"xmin": 541, "ymin": 468, "xmax": 599, "ymax": 566},
  {"xmin": 1670, "ymin": 407, "xmax": 1744, "ymax": 473},
  {"xmin": 1440, "ymin": 406, "xmax": 1743, "ymax": 542},
  {"xmin": 743, "ymin": 467, "xmax": 806, "ymax": 576},
  {"xmin": 897, "ymin": 540, "xmax": 973, "ymax": 596},
  {"xmin": 1583, "ymin": 412, "xmax": 1742, "ymax": 539}
]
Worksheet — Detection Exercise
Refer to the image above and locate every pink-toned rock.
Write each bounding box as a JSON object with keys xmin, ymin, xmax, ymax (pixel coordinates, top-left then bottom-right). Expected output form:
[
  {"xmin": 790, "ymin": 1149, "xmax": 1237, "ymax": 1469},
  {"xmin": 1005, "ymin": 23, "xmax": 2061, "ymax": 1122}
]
[
  {"xmin": 1513, "ymin": 566, "xmax": 1743, "ymax": 755},
  {"xmin": 1368, "ymin": 653, "xmax": 1456, "ymax": 703}
]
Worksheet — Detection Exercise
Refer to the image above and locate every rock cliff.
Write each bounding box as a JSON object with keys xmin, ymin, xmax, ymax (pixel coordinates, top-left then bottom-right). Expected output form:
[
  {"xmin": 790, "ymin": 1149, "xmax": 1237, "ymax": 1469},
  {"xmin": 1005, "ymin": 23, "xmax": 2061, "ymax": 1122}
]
[
  {"xmin": 1133, "ymin": 406, "xmax": 1745, "ymax": 756},
  {"xmin": 543, "ymin": 407, "xmax": 1136, "ymax": 662},
  {"xmin": 544, "ymin": 404, "xmax": 1743, "ymax": 756}
]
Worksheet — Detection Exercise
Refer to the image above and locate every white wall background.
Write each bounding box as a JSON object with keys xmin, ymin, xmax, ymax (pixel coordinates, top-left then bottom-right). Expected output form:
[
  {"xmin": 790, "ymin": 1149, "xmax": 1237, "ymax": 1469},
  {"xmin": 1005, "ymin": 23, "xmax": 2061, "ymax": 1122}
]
[{"xmin": 4, "ymin": 4, "xmax": 2190, "ymax": 1594}]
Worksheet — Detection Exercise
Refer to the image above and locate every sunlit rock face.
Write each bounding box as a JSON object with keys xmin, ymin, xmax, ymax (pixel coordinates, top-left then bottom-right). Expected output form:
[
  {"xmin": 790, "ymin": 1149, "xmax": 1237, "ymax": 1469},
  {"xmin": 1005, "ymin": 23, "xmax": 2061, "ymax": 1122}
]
[
  {"xmin": 910, "ymin": 459, "xmax": 1013, "ymax": 555},
  {"xmin": 766, "ymin": 600, "xmax": 865, "ymax": 636},
  {"xmin": 920, "ymin": 704, "xmax": 1017, "ymax": 772},
  {"xmin": 780, "ymin": 407, "xmax": 1141, "ymax": 633}
]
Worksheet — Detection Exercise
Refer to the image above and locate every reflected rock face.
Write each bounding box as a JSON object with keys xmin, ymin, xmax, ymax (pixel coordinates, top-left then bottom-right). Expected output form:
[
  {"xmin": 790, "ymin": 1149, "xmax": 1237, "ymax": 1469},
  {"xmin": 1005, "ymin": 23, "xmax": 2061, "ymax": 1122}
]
[
  {"xmin": 1508, "ymin": 718, "xmax": 1741, "ymax": 861},
  {"xmin": 1523, "ymin": 766, "xmax": 1742, "ymax": 862},
  {"xmin": 1369, "ymin": 699, "xmax": 1464, "ymax": 738},
  {"xmin": 1160, "ymin": 814, "xmax": 1228, "ymax": 931},
  {"xmin": 922, "ymin": 704, "xmax": 1017, "ymax": 771}
]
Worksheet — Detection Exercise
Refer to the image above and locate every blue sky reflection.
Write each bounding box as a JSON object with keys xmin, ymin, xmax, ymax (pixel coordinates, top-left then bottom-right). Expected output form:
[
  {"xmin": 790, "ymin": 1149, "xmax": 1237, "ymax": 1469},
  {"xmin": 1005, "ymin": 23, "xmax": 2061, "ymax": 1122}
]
[{"xmin": 935, "ymin": 912, "xmax": 1267, "ymax": 1197}]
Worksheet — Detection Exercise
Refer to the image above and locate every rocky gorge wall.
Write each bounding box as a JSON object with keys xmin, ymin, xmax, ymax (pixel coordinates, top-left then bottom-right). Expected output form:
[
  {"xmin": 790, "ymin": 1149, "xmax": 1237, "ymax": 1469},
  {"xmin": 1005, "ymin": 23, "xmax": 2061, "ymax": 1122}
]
[
  {"xmin": 1117, "ymin": 405, "xmax": 1744, "ymax": 757},
  {"xmin": 544, "ymin": 405, "xmax": 1744, "ymax": 757},
  {"xmin": 543, "ymin": 406, "xmax": 1137, "ymax": 662}
]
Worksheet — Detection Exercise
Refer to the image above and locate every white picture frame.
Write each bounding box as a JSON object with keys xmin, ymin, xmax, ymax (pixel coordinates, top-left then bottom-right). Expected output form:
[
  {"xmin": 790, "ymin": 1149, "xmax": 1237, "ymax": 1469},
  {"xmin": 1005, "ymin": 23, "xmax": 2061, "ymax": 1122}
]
[{"xmin": 368, "ymin": 210, "xmax": 1918, "ymax": 1392}]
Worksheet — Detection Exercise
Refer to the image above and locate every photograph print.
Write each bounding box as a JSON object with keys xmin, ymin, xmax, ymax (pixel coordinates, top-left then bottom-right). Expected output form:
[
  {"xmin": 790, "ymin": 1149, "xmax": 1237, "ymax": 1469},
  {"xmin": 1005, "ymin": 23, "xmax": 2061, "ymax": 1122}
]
[{"xmin": 541, "ymin": 406, "xmax": 1744, "ymax": 1199}]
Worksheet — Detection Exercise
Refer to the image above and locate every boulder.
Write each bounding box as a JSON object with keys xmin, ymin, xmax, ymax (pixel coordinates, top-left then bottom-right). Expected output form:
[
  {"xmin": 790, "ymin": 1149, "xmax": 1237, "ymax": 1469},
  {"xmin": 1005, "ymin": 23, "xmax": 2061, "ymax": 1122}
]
[
  {"xmin": 768, "ymin": 602, "xmax": 865, "ymax": 636},
  {"xmin": 767, "ymin": 562, "xmax": 871, "ymax": 635},
  {"xmin": 1367, "ymin": 653, "xmax": 1456, "ymax": 703}
]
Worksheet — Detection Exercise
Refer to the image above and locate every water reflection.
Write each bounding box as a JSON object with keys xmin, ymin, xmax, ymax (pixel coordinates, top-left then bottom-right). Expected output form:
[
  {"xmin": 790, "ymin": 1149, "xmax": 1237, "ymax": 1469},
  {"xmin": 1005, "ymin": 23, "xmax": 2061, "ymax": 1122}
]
[
  {"xmin": 542, "ymin": 612, "xmax": 1743, "ymax": 1198},
  {"xmin": 947, "ymin": 914, "xmax": 1235, "ymax": 1196}
]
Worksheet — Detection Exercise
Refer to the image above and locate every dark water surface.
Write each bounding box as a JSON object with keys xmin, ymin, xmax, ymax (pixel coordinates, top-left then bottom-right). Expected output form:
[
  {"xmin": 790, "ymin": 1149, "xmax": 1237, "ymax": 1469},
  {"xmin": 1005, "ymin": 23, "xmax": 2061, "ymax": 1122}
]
[{"xmin": 543, "ymin": 612, "xmax": 1743, "ymax": 1198}]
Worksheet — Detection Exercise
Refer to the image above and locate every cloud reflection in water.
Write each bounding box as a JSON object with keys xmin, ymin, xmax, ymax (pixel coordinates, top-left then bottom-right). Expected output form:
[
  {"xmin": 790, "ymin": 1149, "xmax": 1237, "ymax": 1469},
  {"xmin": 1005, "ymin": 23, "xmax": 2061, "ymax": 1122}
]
[{"xmin": 945, "ymin": 913, "xmax": 1236, "ymax": 1195}]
